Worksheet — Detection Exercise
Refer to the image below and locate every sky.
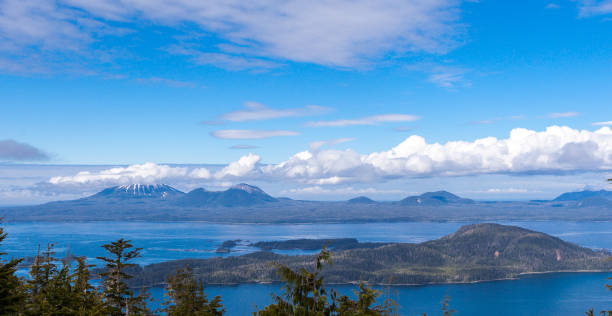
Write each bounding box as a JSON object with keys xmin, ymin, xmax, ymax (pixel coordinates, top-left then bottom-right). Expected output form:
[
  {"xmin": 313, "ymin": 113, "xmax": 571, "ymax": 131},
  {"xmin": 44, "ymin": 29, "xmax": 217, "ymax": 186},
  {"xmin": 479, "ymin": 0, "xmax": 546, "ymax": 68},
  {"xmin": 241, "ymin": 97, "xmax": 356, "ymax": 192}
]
[{"xmin": 1, "ymin": 0, "xmax": 612, "ymax": 204}]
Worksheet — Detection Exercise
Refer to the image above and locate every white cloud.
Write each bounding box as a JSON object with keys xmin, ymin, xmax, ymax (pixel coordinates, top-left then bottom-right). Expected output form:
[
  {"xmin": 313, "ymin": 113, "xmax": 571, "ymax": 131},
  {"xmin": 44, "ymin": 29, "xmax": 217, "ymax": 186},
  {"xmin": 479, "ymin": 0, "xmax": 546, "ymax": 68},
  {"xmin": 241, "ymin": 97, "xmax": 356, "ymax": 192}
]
[
  {"xmin": 220, "ymin": 102, "xmax": 330, "ymax": 122},
  {"xmin": 189, "ymin": 168, "xmax": 212, "ymax": 179},
  {"xmin": 546, "ymin": 3, "xmax": 560, "ymax": 9},
  {"xmin": 214, "ymin": 153, "xmax": 260, "ymax": 178},
  {"xmin": 48, "ymin": 162, "xmax": 192, "ymax": 185},
  {"xmin": 576, "ymin": 0, "xmax": 612, "ymax": 16},
  {"xmin": 309, "ymin": 138, "xmax": 355, "ymax": 151},
  {"xmin": 229, "ymin": 144, "xmax": 259, "ymax": 150},
  {"xmin": 548, "ymin": 112, "xmax": 579, "ymax": 118},
  {"xmin": 593, "ymin": 120, "xmax": 612, "ymax": 126},
  {"xmin": 486, "ymin": 188, "xmax": 529, "ymax": 193},
  {"xmin": 264, "ymin": 126, "xmax": 612, "ymax": 183},
  {"xmin": 1, "ymin": 0, "xmax": 465, "ymax": 71},
  {"xmin": 427, "ymin": 65, "xmax": 469, "ymax": 88},
  {"xmin": 307, "ymin": 114, "xmax": 420, "ymax": 127},
  {"xmin": 45, "ymin": 126, "xmax": 612, "ymax": 190},
  {"xmin": 166, "ymin": 48, "xmax": 281, "ymax": 71},
  {"xmin": 211, "ymin": 129, "xmax": 300, "ymax": 139},
  {"xmin": 281, "ymin": 186, "xmax": 405, "ymax": 196}
]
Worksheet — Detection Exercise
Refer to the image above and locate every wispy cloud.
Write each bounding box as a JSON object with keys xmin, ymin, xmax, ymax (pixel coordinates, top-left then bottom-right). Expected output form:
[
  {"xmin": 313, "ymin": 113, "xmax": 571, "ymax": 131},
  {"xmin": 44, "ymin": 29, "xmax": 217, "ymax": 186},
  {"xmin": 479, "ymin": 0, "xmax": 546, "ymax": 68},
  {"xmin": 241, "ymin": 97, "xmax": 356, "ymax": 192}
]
[
  {"xmin": 165, "ymin": 48, "xmax": 281, "ymax": 71},
  {"xmin": 0, "ymin": 0, "xmax": 466, "ymax": 73},
  {"xmin": 427, "ymin": 66, "xmax": 470, "ymax": 89},
  {"xmin": 309, "ymin": 138, "xmax": 355, "ymax": 151},
  {"xmin": 593, "ymin": 120, "xmax": 612, "ymax": 126},
  {"xmin": 548, "ymin": 112, "xmax": 579, "ymax": 118},
  {"xmin": 576, "ymin": 0, "xmax": 612, "ymax": 17},
  {"xmin": 307, "ymin": 114, "xmax": 420, "ymax": 127},
  {"xmin": 546, "ymin": 3, "xmax": 560, "ymax": 9},
  {"xmin": 221, "ymin": 102, "xmax": 331, "ymax": 122},
  {"xmin": 470, "ymin": 119, "xmax": 497, "ymax": 125},
  {"xmin": 134, "ymin": 77, "xmax": 196, "ymax": 88},
  {"xmin": 230, "ymin": 144, "xmax": 259, "ymax": 150},
  {"xmin": 211, "ymin": 129, "xmax": 300, "ymax": 139},
  {"xmin": 0, "ymin": 139, "xmax": 49, "ymax": 161}
]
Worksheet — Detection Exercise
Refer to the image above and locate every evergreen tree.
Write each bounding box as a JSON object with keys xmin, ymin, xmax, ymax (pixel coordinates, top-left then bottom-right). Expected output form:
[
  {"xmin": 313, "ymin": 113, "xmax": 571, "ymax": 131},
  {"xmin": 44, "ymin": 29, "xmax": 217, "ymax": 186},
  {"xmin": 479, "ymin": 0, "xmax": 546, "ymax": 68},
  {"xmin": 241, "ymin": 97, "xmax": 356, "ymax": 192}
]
[
  {"xmin": 97, "ymin": 238, "xmax": 146, "ymax": 316},
  {"xmin": 162, "ymin": 266, "xmax": 224, "ymax": 316},
  {"xmin": 71, "ymin": 256, "xmax": 105, "ymax": 315},
  {"xmin": 255, "ymin": 248, "xmax": 396, "ymax": 316},
  {"xmin": 0, "ymin": 224, "xmax": 25, "ymax": 315}
]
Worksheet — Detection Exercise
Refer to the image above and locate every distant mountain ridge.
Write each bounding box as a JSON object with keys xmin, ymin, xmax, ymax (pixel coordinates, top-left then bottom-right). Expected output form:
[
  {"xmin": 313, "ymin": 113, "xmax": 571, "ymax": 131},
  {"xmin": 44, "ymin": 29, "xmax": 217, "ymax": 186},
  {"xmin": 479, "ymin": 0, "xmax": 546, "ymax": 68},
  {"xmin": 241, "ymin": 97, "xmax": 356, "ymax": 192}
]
[
  {"xmin": 178, "ymin": 183, "xmax": 278, "ymax": 207},
  {"xmin": 347, "ymin": 196, "xmax": 376, "ymax": 204},
  {"xmin": 4, "ymin": 185, "xmax": 612, "ymax": 222},
  {"xmin": 399, "ymin": 190, "xmax": 474, "ymax": 206},
  {"xmin": 553, "ymin": 189, "xmax": 612, "ymax": 201}
]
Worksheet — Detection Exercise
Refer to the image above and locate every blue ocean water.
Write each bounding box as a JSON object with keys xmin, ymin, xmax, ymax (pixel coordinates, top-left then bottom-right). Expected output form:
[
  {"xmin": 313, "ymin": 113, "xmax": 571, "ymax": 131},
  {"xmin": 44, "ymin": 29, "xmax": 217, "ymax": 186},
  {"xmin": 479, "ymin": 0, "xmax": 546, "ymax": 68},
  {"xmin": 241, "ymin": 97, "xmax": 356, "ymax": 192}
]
[
  {"xmin": 145, "ymin": 272, "xmax": 612, "ymax": 315},
  {"xmin": 2, "ymin": 220, "xmax": 611, "ymax": 315}
]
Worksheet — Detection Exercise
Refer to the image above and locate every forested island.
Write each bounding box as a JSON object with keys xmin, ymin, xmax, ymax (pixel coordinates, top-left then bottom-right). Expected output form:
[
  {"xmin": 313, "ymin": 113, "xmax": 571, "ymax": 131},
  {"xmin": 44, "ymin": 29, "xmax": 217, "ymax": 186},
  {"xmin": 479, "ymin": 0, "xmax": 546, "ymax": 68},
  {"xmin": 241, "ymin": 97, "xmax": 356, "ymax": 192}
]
[{"xmin": 128, "ymin": 223, "xmax": 612, "ymax": 287}]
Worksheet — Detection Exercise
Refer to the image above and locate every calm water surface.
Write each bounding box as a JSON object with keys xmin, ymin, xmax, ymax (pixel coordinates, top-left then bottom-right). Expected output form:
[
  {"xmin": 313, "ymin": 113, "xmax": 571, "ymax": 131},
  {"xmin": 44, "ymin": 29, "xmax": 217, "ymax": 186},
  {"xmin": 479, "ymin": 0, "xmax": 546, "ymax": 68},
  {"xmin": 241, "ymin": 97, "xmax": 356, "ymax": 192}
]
[{"xmin": 2, "ymin": 220, "xmax": 612, "ymax": 315}]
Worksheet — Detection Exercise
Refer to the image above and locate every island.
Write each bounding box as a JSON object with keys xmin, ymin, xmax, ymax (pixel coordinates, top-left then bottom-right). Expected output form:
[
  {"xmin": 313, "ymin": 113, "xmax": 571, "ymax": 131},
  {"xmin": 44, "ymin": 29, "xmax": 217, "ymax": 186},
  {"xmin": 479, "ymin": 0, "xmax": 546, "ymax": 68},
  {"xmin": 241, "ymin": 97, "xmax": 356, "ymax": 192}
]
[{"xmin": 127, "ymin": 223, "xmax": 612, "ymax": 287}]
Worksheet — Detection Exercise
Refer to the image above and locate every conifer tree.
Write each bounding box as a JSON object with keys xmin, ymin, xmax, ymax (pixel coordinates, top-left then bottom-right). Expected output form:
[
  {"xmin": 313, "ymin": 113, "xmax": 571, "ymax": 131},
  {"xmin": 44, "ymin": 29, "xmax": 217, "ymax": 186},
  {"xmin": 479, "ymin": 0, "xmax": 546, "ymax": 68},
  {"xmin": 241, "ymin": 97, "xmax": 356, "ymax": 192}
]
[
  {"xmin": 0, "ymin": 224, "xmax": 25, "ymax": 315},
  {"xmin": 97, "ymin": 238, "xmax": 145, "ymax": 316},
  {"xmin": 162, "ymin": 266, "xmax": 224, "ymax": 316},
  {"xmin": 255, "ymin": 248, "xmax": 396, "ymax": 316},
  {"xmin": 72, "ymin": 256, "xmax": 105, "ymax": 315}
]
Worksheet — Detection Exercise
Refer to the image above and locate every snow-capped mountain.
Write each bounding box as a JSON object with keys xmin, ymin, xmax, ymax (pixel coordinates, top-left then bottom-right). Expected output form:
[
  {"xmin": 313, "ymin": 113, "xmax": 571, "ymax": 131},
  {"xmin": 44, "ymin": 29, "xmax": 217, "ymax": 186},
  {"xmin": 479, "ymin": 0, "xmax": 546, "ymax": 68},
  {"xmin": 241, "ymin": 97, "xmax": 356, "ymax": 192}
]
[{"xmin": 92, "ymin": 184, "xmax": 185, "ymax": 200}]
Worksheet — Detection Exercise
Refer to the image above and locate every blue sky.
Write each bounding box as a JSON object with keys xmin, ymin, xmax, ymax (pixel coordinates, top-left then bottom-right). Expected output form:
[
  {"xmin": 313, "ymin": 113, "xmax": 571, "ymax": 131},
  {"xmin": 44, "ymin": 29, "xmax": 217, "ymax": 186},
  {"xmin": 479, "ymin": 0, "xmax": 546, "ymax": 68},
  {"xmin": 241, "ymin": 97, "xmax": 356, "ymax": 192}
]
[{"xmin": 1, "ymin": 0, "xmax": 612, "ymax": 203}]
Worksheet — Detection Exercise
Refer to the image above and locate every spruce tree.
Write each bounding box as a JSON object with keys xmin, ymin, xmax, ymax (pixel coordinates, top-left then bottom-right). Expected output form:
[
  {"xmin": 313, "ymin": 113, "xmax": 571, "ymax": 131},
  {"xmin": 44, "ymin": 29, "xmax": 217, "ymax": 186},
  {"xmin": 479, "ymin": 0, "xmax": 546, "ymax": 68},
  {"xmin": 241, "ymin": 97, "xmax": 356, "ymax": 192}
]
[
  {"xmin": 255, "ymin": 248, "xmax": 396, "ymax": 316},
  {"xmin": 162, "ymin": 266, "xmax": 224, "ymax": 316},
  {"xmin": 97, "ymin": 238, "xmax": 145, "ymax": 316},
  {"xmin": 72, "ymin": 256, "xmax": 105, "ymax": 315},
  {"xmin": 0, "ymin": 224, "xmax": 25, "ymax": 315}
]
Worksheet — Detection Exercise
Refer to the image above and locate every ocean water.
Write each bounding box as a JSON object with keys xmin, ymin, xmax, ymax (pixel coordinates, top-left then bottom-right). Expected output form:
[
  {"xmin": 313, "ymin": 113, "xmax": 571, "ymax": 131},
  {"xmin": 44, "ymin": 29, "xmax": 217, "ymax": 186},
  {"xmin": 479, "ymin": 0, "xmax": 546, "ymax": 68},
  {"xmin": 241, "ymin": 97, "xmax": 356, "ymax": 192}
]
[
  {"xmin": 146, "ymin": 272, "xmax": 612, "ymax": 315},
  {"xmin": 2, "ymin": 220, "xmax": 611, "ymax": 315}
]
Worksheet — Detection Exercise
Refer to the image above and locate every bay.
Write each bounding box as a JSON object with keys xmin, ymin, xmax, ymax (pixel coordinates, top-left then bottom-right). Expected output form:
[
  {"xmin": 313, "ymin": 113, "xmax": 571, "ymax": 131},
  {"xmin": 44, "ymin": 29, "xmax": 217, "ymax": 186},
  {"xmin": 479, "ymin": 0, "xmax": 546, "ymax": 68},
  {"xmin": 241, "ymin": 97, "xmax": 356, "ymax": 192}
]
[{"xmin": 2, "ymin": 220, "xmax": 612, "ymax": 315}]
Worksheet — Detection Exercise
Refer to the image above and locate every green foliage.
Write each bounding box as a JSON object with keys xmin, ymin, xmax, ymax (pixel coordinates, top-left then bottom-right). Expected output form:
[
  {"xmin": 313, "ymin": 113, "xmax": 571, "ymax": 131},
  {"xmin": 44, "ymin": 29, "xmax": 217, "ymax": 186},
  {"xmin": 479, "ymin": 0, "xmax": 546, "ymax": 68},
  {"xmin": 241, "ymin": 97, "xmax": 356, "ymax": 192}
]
[
  {"xmin": 97, "ymin": 238, "xmax": 146, "ymax": 315},
  {"xmin": 254, "ymin": 247, "xmax": 396, "ymax": 316},
  {"xmin": 0, "ymin": 224, "xmax": 25, "ymax": 315},
  {"xmin": 24, "ymin": 244, "xmax": 105, "ymax": 316},
  {"xmin": 162, "ymin": 266, "xmax": 224, "ymax": 316}
]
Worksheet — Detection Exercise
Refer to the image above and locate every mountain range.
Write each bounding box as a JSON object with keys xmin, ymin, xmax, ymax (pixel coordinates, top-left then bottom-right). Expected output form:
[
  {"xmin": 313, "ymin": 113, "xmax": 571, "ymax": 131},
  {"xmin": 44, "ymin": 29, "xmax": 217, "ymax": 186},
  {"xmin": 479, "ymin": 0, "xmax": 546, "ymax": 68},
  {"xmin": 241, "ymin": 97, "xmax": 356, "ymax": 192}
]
[{"xmin": 2, "ymin": 184, "xmax": 612, "ymax": 223}]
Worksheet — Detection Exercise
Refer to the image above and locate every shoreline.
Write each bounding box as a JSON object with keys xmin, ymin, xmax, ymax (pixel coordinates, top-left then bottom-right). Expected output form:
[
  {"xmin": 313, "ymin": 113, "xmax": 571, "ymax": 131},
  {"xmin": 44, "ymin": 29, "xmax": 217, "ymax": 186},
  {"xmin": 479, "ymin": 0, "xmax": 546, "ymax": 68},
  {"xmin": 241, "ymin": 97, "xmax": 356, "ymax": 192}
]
[{"xmin": 133, "ymin": 270, "xmax": 612, "ymax": 289}]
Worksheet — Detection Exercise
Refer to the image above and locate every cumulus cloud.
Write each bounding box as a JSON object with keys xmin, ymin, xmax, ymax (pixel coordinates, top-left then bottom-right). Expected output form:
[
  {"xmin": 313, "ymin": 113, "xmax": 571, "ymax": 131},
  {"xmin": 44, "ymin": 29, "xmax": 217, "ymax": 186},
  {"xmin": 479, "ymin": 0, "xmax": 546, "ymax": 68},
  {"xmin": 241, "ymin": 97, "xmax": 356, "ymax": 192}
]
[
  {"xmin": 211, "ymin": 130, "xmax": 300, "ymax": 139},
  {"xmin": 214, "ymin": 153, "xmax": 260, "ymax": 178},
  {"xmin": 0, "ymin": 139, "xmax": 49, "ymax": 161},
  {"xmin": 220, "ymin": 102, "xmax": 330, "ymax": 122},
  {"xmin": 548, "ymin": 112, "xmax": 579, "ymax": 118},
  {"xmin": 45, "ymin": 126, "xmax": 612, "ymax": 190},
  {"xmin": 307, "ymin": 114, "xmax": 420, "ymax": 127},
  {"xmin": 48, "ymin": 162, "xmax": 192, "ymax": 185}
]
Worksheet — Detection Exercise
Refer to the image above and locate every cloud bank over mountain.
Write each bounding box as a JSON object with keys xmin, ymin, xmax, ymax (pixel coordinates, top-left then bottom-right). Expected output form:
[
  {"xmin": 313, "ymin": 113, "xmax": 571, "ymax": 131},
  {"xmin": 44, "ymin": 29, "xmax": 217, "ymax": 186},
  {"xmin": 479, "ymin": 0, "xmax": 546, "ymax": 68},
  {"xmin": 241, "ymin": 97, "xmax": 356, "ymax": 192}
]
[{"xmin": 47, "ymin": 126, "xmax": 612, "ymax": 187}]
